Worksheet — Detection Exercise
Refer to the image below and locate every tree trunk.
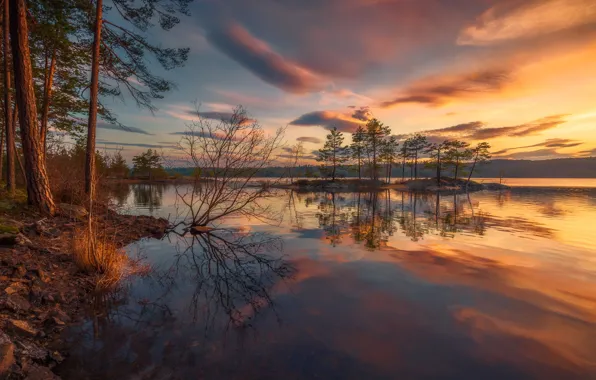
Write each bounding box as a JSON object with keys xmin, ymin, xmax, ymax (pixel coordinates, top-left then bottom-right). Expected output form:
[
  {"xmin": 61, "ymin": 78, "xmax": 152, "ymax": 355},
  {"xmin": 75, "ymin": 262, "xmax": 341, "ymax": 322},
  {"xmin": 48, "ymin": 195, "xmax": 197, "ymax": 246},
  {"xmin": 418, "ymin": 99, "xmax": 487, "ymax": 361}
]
[
  {"xmin": 388, "ymin": 163, "xmax": 392, "ymax": 184},
  {"xmin": 9, "ymin": 0, "xmax": 55, "ymax": 215},
  {"xmin": 3, "ymin": 0, "xmax": 15, "ymax": 195},
  {"xmin": 85, "ymin": 0, "xmax": 103, "ymax": 195},
  {"xmin": 0, "ymin": 116, "xmax": 4, "ymax": 182},
  {"xmin": 436, "ymin": 150, "xmax": 441, "ymax": 186},
  {"xmin": 414, "ymin": 150, "xmax": 418, "ymax": 180},
  {"xmin": 401, "ymin": 157, "xmax": 405, "ymax": 182},
  {"xmin": 40, "ymin": 49, "xmax": 56, "ymax": 156},
  {"xmin": 454, "ymin": 159, "xmax": 459, "ymax": 181},
  {"xmin": 357, "ymin": 155, "xmax": 361, "ymax": 180},
  {"xmin": 466, "ymin": 156, "xmax": 478, "ymax": 191}
]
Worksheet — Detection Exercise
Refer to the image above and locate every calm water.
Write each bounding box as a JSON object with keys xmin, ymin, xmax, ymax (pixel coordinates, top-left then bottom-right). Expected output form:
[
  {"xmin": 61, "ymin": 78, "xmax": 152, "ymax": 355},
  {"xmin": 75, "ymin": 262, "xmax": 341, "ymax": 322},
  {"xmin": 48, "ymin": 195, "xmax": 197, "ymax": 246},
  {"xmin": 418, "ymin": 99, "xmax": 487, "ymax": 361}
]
[{"xmin": 58, "ymin": 183, "xmax": 596, "ymax": 380}]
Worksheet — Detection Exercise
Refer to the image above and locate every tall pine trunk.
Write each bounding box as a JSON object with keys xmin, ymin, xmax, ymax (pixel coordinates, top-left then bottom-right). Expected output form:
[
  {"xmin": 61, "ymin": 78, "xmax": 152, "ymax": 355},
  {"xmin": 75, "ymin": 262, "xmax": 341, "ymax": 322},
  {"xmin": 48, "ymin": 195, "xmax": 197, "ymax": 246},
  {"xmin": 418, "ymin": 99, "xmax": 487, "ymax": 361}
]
[
  {"xmin": 436, "ymin": 150, "xmax": 441, "ymax": 186},
  {"xmin": 9, "ymin": 0, "xmax": 55, "ymax": 215},
  {"xmin": 85, "ymin": 0, "xmax": 103, "ymax": 195},
  {"xmin": 466, "ymin": 155, "xmax": 478, "ymax": 191},
  {"xmin": 0, "ymin": 113, "xmax": 4, "ymax": 182},
  {"xmin": 414, "ymin": 150, "xmax": 418, "ymax": 180},
  {"xmin": 40, "ymin": 49, "xmax": 56, "ymax": 156},
  {"xmin": 3, "ymin": 0, "xmax": 15, "ymax": 195}
]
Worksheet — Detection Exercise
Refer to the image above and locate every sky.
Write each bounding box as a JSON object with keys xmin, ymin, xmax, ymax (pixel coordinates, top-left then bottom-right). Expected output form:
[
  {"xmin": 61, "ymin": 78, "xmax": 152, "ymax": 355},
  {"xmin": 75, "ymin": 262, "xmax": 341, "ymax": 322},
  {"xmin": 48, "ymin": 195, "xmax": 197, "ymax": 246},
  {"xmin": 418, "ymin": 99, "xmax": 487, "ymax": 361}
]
[{"xmin": 96, "ymin": 0, "xmax": 596, "ymax": 163}]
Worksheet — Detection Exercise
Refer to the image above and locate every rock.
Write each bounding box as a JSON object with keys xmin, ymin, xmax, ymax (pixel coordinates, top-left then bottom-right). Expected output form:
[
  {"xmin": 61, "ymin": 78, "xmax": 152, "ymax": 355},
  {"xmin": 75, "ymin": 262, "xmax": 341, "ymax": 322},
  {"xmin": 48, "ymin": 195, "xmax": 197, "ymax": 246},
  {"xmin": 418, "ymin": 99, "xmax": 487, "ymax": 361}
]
[
  {"xmin": 7, "ymin": 320, "xmax": 38, "ymax": 338},
  {"xmin": 13, "ymin": 265, "xmax": 27, "ymax": 278},
  {"xmin": 24, "ymin": 365, "xmax": 60, "ymax": 380},
  {"xmin": 4, "ymin": 294, "xmax": 31, "ymax": 313},
  {"xmin": 0, "ymin": 330, "xmax": 15, "ymax": 377},
  {"xmin": 16, "ymin": 234, "xmax": 34, "ymax": 248},
  {"xmin": 58, "ymin": 204, "xmax": 88, "ymax": 220},
  {"xmin": 0, "ymin": 233, "xmax": 17, "ymax": 246},
  {"xmin": 49, "ymin": 308, "xmax": 70, "ymax": 324},
  {"xmin": 15, "ymin": 340, "xmax": 48, "ymax": 362},
  {"xmin": 5, "ymin": 282, "xmax": 27, "ymax": 295},
  {"xmin": 49, "ymin": 351, "xmax": 63, "ymax": 364},
  {"xmin": 32, "ymin": 269, "xmax": 49, "ymax": 284},
  {"xmin": 190, "ymin": 225, "xmax": 215, "ymax": 234}
]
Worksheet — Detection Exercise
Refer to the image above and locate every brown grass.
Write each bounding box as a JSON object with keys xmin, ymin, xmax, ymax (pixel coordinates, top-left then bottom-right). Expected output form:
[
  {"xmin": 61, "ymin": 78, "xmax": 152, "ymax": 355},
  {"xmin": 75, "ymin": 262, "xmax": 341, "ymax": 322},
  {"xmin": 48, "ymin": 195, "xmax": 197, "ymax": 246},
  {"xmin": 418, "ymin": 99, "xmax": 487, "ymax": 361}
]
[{"xmin": 71, "ymin": 223, "xmax": 151, "ymax": 290}]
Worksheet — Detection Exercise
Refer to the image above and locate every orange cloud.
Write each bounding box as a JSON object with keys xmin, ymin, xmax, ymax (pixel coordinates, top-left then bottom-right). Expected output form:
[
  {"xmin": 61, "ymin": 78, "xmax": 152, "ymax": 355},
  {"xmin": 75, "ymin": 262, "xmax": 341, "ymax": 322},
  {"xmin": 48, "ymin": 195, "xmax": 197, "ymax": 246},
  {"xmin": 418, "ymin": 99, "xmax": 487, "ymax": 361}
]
[{"xmin": 458, "ymin": 0, "xmax": 596, "ymax": 46}]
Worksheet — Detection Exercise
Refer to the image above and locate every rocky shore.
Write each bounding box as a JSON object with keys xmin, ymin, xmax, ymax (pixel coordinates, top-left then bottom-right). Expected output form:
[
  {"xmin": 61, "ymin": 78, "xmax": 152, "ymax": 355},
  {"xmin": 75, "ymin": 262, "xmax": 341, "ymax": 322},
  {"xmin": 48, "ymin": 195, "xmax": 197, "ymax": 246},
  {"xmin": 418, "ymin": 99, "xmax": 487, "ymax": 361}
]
[
  {"xmin": 0, "ymin": 205, "xmax": 168, "ymax": 379},
  {"xmin": 275, "ymin": 178, "xmax": 510, "ymax": 193}
]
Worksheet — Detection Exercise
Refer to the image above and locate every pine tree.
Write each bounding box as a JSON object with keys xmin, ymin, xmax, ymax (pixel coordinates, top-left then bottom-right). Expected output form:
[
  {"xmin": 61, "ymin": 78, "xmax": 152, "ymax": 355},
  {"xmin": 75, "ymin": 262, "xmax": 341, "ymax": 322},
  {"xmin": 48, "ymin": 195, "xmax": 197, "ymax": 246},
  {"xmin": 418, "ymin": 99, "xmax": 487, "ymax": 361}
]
[
  {"xmin": 379, "ymin": 136, "xmax": 398, "ymax": 183},
  {"xmin": 425, "ymin": 141, "xmax": 449, "ymax": 186},
  {"xmin": 466, "ymin": 142, "xmax": 491, "ymax": 188},
  {"xmin": 317, "ymin": 127, "xmax": 348, "ymax": 181},
  {"xmin": 408, "ymin": 133, "xmax": 428, "ymax": 180},
  {"xmin": 350, "ymin": 125, "xmax": 366, "ymax": 180},
  {"xmin": 364, "ymin": 119, "xmax": 390, "ymax": 181},
  {"xmin": 445, "ymin": 140, "xmax": 472, "ymax": 181}
]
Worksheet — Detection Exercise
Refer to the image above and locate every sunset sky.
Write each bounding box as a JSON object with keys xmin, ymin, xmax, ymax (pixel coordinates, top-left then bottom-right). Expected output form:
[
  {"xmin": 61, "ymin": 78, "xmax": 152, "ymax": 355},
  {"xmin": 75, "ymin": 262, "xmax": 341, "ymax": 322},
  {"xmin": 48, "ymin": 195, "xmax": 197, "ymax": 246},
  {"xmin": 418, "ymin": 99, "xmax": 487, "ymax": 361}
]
[{"xmin": 96, "ymin": 0, "xmax": 596, "ymax": 162}]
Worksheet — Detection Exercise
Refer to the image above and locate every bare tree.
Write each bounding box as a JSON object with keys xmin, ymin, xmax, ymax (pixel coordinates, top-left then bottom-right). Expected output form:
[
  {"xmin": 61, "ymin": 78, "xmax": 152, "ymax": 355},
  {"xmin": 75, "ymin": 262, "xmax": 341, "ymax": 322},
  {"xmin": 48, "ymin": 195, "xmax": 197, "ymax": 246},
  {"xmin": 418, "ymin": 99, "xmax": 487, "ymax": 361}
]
[
  {"xmin": 175, "ymin": 105, "xmax": 285, "ymax": 227},
  {"xmin": 288, "ymin": 141, "xmax": 305, "ymax": 184}
]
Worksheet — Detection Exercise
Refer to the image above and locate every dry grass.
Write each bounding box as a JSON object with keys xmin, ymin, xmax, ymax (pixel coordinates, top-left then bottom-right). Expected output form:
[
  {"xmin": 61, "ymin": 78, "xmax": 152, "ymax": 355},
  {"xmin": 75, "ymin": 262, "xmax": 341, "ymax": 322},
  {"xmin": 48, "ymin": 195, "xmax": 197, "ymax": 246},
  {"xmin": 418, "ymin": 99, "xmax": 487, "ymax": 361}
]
[{"xmin": 71, "ymin": 224, "xmax": 149, "ymax": 290}]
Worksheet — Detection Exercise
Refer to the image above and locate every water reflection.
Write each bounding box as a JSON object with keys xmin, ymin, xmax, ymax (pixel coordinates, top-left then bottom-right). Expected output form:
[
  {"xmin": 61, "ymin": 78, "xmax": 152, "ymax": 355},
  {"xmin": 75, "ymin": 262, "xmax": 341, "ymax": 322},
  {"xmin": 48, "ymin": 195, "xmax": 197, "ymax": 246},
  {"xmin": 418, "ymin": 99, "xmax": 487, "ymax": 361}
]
[
  {"xmin": 58, "ymin": 229, "xmax": 294, "ymax": 379},
  {"xmin": 60, "ymin": 184, "xmax": 596, "ymax": 379},
  {"xmin": 311, "ymin": 190, "xmax": 493, "ymax": 248}
]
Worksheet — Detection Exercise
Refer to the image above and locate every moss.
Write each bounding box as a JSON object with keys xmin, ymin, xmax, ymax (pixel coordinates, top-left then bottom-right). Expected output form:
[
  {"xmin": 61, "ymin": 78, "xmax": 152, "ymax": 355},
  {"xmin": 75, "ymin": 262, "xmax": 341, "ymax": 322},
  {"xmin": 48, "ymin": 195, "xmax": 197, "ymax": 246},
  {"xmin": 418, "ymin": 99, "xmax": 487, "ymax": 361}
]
[{"xmin": 0, "ymin": 224, "xmax": 19, "ymax": 234}]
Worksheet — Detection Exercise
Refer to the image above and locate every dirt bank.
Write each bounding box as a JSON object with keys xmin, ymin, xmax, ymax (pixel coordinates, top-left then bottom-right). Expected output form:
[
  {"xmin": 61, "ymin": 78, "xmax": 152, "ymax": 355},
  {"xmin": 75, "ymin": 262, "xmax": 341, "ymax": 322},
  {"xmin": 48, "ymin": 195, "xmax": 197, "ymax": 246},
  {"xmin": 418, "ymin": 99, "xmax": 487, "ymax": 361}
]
[{"xmin": 0, "ymin": 204, "xmax": 168, "ymax": 379}]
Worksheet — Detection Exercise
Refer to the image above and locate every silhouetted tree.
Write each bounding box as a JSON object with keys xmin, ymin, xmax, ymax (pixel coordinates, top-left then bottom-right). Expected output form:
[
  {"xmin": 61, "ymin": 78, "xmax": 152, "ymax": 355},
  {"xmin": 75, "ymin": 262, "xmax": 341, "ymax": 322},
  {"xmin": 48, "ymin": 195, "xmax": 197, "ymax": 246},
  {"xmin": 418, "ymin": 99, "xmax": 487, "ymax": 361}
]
[
  {"xmin": 364, "ymin": 118, "xmax": 390, "ymax": 181},
  {"xmin": 466, "ymin": 142, "xmax": 492, "ymax": 188},
  {"xmin": 317, "ymin": 127, "xmax": 348, "ymax": 181},
  {"xmin": 350, "ymin": 125, "xmax": 366, "ymax": 180},
  {"xmin": 425, "ymin": 141, "xmax": 449, "ymax": 186},
  {"xmin": 445, "ymin": 140, "xmax": 471, "ymax": 181},
  {"xmin": 408, "ymin": 133, "xmax": 428, "ymax": 180}
]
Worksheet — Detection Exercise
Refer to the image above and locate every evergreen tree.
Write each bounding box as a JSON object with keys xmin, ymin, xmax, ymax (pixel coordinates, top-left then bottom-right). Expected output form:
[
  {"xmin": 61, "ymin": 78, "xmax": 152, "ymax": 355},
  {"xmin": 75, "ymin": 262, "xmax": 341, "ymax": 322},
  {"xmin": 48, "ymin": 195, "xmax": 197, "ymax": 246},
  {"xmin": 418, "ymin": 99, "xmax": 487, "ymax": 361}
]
[
  {"xmin": 408, "ymin": 133, "xmax": 428, "ymax": 180},
  {"xmin": 445, "ymin": 140, "xmax": 472, "ymax": 181},
  {"xmin": 132, "ymin": 149, "xmax": 162, "ymax": 180},
  {"xmin": 317, "ymin": 127, "xmax": 348, "ymax": 181},
  {"xmin": 425, "ymin": 141, "xmax": 449, "ymax": 186},
  {"xmin": 364, "ymin": 118, "xmax": 390, "ymax": 181},
  {"xmin": 466, "ymin": 142, "xmax": 491, "ymax": 188},
  {"xmin": 379, "ymin": 136, "xmax": 399, "ymax": 183},
  {"xmin": 350, "ymin": 125, "xmax": 366, "ymax": 180}
]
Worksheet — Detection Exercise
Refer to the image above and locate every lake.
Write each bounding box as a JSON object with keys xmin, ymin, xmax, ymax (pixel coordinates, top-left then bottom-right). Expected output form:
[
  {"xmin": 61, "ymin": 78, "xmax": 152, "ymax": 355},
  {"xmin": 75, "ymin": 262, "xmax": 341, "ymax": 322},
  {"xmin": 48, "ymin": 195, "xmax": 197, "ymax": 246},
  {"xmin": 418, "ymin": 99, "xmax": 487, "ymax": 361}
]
[{"xmin": 58, "ymin": 182, "xmax": 596, "ymax": 379}]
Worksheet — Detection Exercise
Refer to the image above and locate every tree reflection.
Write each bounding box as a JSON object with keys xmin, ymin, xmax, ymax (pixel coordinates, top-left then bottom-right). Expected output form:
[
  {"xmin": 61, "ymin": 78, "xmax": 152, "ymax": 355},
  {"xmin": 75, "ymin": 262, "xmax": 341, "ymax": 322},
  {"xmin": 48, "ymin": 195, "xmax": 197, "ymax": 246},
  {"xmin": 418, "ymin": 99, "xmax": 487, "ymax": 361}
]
[
  {"xmin": 58, "ymin": 229, "xmax": 294, "ymax": 379},
  {"xmin": 307, "ymin": 190, "xmax": 493, "ymax": 248},
  {"xmin": 171, "ymin": 229, "xmax": 295, "ymax": 328},
  {"xmin": 132, "ymin": 183, "xmax": 164, "ymax": 212}
]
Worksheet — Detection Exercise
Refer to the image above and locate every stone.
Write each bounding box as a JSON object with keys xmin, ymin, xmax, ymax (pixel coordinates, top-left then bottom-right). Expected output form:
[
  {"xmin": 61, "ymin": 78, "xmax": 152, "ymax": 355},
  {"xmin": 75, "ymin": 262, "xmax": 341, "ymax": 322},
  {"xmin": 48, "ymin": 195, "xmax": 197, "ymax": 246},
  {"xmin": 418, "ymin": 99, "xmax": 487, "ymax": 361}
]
[
  {"xmin": 8, "ymin": 320, "xmax": 38, "ymax": 338},
  {"xmin": 0, "ymin": 233, "xmax": 17, "ymax": 246},
  {"xmin": 49, "ymin": 308, "xmax": 70, "ymax": 324},
  {"xmin": 5, "ymin": 282, "xmax": 27, "ymax": 295},
  {"xmin": 190, "ymin": 225, "xmax": 215, "ymax": 234},
  {"xmin": 13, "ymin": 265, "xmax": 27, "ymax": 278},
  {"xmin": 0, "ymin": 330, "xmax": 15, "ymax": 377},
  {"xmin": 16, "ymin": 340, "xmax": 48, "ymax": 362},
  {"xmin": 32, "ymin": 269, "xmax": 50, "ymax": 284},
  {"xmin": 24, "ymin": 365, "xmax": 60, "ymax": 380},
  {"xmin": 58, "ymin": 204, "xmax": 88, "ymax": 220},
  {"xmin": 4, "ymin": 294, "xmax": 31, "ymax": 313}
]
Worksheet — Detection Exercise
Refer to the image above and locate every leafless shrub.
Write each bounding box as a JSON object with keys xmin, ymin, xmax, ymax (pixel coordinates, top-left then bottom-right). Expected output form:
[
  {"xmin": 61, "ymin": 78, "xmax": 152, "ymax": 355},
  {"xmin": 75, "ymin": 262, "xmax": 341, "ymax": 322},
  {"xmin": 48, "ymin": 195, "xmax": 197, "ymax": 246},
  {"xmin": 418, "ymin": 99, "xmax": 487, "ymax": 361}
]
[{"xmin": 174, "ymin": 105, "xmax": 285, "ymax": 226}]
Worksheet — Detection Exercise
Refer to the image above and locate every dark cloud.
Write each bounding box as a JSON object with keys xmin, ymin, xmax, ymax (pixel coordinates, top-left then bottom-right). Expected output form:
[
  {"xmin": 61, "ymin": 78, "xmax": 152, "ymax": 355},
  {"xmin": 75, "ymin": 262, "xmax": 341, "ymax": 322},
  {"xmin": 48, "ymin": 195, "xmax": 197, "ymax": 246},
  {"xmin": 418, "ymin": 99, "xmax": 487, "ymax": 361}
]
[
  {"xmin": 578, "ymin": 148, "xmax": 596, "ymax": 157},
  {"xmin": 351, "ymin": 106, "xmax": 372, "ymax": 121},
  {"xmin": 289, "ymin": 111, "xmax": 363, "ymax": 133},
  {"xmin": 471, "ymin": 115, "xmax": 569, "ymax": 140},
  {"xmin": 297, "ymin": 136, "xmax": 322, "ymax": 144},
  {"xmin": 205, "ymin": 23, "xmax": 322, "ymax": 93},
  {"xmin": 381, "ymin": 69, "xmax": 511, "ymax": 108},
  {"xmin": 184, "ymin": 110, "xmax": 256, "ymax": 125},
  {"xmin": 97, "ymin": 121, "xmax": 153, "ymax": 135},
  {"xmin": 169, "ymin": 130, "xmax": 242, "ymax": 142},
  {"xmin": 496, "ymin": 148, "xmax": 567, "ymax": 160},
  {"xmin": 495, "ymin": 138, "xmax": 583, "ymax": 155},
  {"xmin": 97, "ymin": 141, "xmax": 177, "ymax": 149},
  {"xmin": 395, "ymin": 115, "xmax": 569, "ymax": 144}
]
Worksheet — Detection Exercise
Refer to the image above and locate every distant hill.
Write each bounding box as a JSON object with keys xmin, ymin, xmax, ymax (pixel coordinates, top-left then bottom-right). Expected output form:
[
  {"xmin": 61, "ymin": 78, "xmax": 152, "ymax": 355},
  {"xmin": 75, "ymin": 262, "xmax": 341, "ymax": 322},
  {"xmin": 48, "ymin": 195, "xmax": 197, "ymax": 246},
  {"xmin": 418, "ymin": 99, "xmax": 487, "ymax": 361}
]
[{"xmin": 167, "ymin": 157, "xmax": 596, "ymax": 178}]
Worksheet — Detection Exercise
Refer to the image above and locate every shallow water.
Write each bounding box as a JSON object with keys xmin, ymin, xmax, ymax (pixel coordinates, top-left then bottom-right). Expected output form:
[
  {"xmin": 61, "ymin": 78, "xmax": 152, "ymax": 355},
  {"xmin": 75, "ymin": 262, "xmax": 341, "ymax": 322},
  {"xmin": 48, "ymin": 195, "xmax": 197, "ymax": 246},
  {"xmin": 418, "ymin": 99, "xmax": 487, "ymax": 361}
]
[{"xmin": 58, "ymin": 183, "xmax": 596, "ymax": 380}]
